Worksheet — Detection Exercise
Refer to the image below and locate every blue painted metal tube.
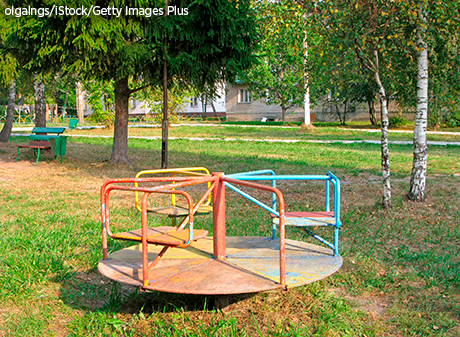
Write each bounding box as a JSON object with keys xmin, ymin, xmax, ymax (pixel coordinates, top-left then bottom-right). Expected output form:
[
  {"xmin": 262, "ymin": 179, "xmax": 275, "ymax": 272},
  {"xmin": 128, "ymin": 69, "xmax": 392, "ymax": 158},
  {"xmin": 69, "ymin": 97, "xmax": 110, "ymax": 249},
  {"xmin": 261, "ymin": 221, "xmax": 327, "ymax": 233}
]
[
  {"xmin": 228, "ymin": 170, "xmax": 277, "ymax": 210},
  {"xmin": 327, "ymin": 171, "xmax": 341, "ymax": 256},
  {"xmin": 228, "ymin": 170, "xmax": 279, "ymax": 239},
  {"xmin": 334, "ymin": 227, "xmax": 339, "ymax": 256},
  {"xmin": 325, "ymin": 179, "xmax": 330, "ymax": 212},
  {"xmin": 230, "ymin": 175, "xmax": 330, "ymax": 181},
  {"xmin": 302, "ymin": 228, "xmax": 335, "ymax": 251},
  {"xmin": 328, "ymin": 171, "xmax": 341, "ymax": 225},
  {"xmin": 227, "ymin": 169, "xmax": 276, "ymax": 177},
  {"xmin": 225, "ymin": 182, "xmax": 279, "ymax": 216}
]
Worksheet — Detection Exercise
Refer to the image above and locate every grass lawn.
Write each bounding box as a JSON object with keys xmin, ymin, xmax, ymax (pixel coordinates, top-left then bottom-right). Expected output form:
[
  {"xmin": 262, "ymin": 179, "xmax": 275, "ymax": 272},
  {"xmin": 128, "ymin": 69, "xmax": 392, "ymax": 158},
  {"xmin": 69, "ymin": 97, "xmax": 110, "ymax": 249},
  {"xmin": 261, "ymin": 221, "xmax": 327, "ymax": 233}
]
[
  {"xmin": 9, "ymin": 121, "xmax": 460, "ymax": 143},
  {"xmin": 0, "ymin": 124, "xmax": 459, "ymax": 336}
]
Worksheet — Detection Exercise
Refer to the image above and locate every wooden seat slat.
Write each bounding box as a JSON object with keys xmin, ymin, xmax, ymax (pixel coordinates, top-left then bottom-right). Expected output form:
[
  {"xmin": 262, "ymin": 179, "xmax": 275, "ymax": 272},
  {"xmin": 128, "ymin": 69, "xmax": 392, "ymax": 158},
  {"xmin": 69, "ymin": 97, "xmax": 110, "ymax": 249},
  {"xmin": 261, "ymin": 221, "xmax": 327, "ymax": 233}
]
[{"xmin": 147, "ymin": 205, "xmax": 212, "ymax": 217}]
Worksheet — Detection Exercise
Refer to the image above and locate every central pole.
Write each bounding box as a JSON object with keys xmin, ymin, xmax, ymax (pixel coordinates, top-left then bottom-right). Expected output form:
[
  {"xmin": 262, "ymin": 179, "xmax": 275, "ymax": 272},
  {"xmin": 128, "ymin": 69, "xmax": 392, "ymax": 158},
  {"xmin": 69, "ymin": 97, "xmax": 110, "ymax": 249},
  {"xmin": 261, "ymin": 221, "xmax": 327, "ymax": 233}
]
[
  {"xmin": 212, "ymin": 173, "xmax": 226, "ymax": 260},
  {"xmin": 161, "ymin": 0, "xmax": 169, "ymax": 168}
]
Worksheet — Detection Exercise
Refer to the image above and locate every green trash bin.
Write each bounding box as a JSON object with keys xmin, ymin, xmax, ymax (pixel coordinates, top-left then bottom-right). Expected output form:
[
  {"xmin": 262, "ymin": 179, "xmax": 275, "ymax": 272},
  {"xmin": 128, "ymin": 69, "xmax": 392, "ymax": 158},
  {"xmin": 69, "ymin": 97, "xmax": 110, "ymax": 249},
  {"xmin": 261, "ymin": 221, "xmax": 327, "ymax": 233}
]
[{"xmin": 50, "ymin": 136, "xmax": 67, "ymax": 163}]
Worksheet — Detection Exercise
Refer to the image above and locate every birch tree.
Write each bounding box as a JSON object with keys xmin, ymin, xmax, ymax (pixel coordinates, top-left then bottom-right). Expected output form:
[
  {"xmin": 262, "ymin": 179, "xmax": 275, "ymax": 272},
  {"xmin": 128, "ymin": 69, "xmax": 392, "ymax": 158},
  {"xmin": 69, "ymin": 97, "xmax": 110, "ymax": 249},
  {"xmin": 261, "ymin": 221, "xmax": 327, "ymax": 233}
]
[
  {"xmin": 307, "ymin": 0, "xmax": 408, "ymax": 208},
  {"xmin": 407, "ymin": 0, "xmax": 460, "ymax": 200},
  {"xmin": 33, "ymin": 74, "xmax": 46, "ymax": 127},
  {"xmin": 408, "ymin": 2, "xmax": 429, "ymax": 202}
]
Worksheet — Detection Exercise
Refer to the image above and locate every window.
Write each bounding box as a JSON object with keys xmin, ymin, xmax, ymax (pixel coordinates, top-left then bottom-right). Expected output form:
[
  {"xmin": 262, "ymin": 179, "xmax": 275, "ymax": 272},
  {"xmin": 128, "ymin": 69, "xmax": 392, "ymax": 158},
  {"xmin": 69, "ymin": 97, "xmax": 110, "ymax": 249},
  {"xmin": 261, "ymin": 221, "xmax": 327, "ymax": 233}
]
[
  {"xmin": 190, "ymin": 97, "xmax": 198, "ymax": 108},
  {"xmin": 238, "ymin": 89, "xmax": 251, "ymax": 103}
]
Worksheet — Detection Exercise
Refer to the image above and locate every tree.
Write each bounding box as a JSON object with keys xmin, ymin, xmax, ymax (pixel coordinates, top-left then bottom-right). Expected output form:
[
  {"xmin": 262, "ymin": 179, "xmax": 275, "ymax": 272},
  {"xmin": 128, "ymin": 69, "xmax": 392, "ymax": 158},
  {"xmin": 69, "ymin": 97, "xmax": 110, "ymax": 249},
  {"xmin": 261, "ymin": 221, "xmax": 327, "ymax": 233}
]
[
  {"xmin": 5, "ymin": 0, "xmax": 257, "ymax": 165},
  {"xmin": 0, "ymin": 77, "xmax": 16, "ymax": 142},
  {"xmin": 33, "ymin": 73, "xmax": 46, "ymax": 127},
  {"xmin": 0, "ymin": 9, "xmax": 18, "ymax": 142},
  {"xmin": 407, "ymin": 0, "xmax": 460, "ymax": 201},
  {"xmin": 242, "ymin": 0, "xmax": 306, "ymax": 123},
  {"xmin": 408, "ymin": 2, "xmax": 429, "ymax": 202},
  {"xmin": 306, "ymin": 0, "xmax": 412, "ymax": 209}
]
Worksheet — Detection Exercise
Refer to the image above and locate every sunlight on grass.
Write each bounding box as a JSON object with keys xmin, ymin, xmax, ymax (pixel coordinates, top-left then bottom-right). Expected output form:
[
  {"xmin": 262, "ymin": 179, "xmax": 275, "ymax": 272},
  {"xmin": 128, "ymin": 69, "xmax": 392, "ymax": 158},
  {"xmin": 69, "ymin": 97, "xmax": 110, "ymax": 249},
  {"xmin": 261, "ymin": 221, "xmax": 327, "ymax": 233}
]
[{"xmin": 0, "ymin": 126, "xmax": 459, "ymax": 336}]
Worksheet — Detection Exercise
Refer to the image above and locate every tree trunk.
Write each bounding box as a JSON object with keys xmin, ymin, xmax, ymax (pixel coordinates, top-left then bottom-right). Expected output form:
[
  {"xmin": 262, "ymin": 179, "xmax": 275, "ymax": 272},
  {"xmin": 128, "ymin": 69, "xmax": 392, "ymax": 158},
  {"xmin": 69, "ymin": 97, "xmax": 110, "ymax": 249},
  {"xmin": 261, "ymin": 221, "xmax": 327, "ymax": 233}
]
[
  {"xmin": 110, "ymin": 77, "xmax": 131, "ymax": 165},
  {"xmin": 375, "ymin": 64, "xmax": 391, "ymax": 209},
  {"xmin": 303, "ymin": 17, "xmax": 311, "ymax": 126},
  {"xmin": 211, "ymin": 100, "xmax": 217, "ymax": 118},
  {"xmin": 0, "ymin": 78, "xmax": 16, "ymax": 142},
  {"xmin": 281, "ymin": 104, "xmax": 286, "ymax": 124},
  {"xmin": 161, "ymin": 57, "xmax": 168, "ymax": 169},
  {"xmin": 202, "ymin": 95, "xmax": 207, "ymax": 120},
  {"xmin": 408, "ymin": 4, "xmax": 428, "ymax": 202},
  {"xmin": 76, "ymin": 82, "xmax": 84, "ymax": 124},
  {"xmin": 368, "ymin": 99, "xmax": 377, "ymax": 125},
  {"xmin": 61, "ymin": 91, "xmax": 69, "ymax": 119},
  {"xmin": 161, "ymin": 0, "xmax": 169, "ymax": 169},
  {"xmin": 34, "ymin": 74, "xmax": 46, "ymax": 128}
]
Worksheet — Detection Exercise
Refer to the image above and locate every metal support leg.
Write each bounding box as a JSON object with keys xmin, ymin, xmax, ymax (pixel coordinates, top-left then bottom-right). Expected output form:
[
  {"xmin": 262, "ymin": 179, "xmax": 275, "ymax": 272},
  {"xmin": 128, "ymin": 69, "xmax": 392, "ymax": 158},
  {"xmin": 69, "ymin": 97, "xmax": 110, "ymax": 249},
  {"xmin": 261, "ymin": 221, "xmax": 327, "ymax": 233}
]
[
  {"xmin": 36, "ymin": 148, "xmax": 41, "ymax": 165},
  {"xmin": 212, "ymin": 173, "xmax": 226, "ymax": 260}
]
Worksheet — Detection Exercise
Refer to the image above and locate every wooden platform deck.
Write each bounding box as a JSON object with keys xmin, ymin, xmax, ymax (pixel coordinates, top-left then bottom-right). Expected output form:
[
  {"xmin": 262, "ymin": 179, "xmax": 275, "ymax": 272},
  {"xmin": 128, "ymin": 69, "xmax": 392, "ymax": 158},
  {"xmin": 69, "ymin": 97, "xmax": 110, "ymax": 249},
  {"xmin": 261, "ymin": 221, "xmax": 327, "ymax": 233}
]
[{"xmin": 98, "ymin": 236, "xmax": 342, "ymax": 295}]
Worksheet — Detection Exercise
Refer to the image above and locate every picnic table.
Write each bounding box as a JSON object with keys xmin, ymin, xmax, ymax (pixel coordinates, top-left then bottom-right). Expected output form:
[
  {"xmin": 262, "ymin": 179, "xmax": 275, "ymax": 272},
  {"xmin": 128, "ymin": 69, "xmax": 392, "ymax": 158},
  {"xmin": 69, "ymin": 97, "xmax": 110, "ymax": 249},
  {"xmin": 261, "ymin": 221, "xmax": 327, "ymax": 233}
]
[{"xmin": 16, "ymin": 127, "xmax": 68, "ymax": 164}]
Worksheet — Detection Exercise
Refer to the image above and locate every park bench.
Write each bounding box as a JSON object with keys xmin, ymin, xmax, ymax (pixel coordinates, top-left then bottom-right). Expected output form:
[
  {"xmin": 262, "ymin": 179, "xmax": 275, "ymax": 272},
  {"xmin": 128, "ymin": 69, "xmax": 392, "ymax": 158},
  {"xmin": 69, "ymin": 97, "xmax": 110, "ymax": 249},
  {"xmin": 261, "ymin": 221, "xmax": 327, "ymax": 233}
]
[
  {"xmin": 29, "ymin": 127, "xmax": 66, "ymax": 141},
  {"xmin": 15, "ymin": 127, "xmax": 67, "ymax": 164}
]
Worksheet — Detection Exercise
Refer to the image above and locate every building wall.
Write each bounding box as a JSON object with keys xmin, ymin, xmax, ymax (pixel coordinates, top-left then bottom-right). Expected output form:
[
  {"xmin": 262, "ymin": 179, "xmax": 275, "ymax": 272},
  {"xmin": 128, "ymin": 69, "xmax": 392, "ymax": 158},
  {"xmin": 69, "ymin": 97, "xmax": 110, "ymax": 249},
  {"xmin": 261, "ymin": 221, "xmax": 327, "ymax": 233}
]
[
  {"xmin": 183, "ymin": 87, "xmax": 226, "ymax": 116},
  {"xmin": 226, "ymin": 84, "xmax": 305, "ymax": 122},
  {"xmin": 226, "ymin": 84, "xmax": 410, "ymax": 123}
]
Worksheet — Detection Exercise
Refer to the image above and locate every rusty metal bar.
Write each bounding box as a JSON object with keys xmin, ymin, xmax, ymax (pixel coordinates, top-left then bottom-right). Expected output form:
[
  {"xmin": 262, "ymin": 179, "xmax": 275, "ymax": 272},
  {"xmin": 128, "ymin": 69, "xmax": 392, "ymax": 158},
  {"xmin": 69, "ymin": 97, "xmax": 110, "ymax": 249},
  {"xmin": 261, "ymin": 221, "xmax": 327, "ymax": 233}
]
[
  {"xmin": 222, "ymin": 176, "xmax": 286, "ymax": 287},
  {"xmin": 177, "ymin": 180, "xmax": 218, "ymax": 231},
  {"xmin": 147, "ymin": 245, "xmax": 170, "ymax": 273},
  {"xmin": 141, "ymin": 192, "xmax": 150, "ymax": 286},
  {"xmin": 134, "ymin": 167, "xmax": 211, "ymax": 212},
  {"xmin": 212, "ymin": 173, "xmax": 226, "ymax": 260},
  {"xmin": 139, "ymin": 189, "xmax": 194, "ymax": 285}
]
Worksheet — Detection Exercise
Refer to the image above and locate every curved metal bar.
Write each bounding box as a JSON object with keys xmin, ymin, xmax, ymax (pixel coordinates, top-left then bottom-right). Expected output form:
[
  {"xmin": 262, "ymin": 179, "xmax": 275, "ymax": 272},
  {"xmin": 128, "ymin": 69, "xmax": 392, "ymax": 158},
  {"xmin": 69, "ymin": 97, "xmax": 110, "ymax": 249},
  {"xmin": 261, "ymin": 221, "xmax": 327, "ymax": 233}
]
[
  {"xmin": 225, "ymin": 182, "xmax": 278, "ymax": 216},
  {"xmin": 222, "ymin": 176, "xmax": 286, "ymax": 287},
  {"xmin": 176, "ymin": 180, "xmax": 218, "ymax": 232},
  {"xmin": 226, "ymin": 169, "xmax": 276, "ymax": 177},
  {"xmin": 134, "ymin": 167, "xmax": 211, "ymax": 212},
  {"xmin": 101, "ymin": 178, "xmax": 213, "ymax": 260}
]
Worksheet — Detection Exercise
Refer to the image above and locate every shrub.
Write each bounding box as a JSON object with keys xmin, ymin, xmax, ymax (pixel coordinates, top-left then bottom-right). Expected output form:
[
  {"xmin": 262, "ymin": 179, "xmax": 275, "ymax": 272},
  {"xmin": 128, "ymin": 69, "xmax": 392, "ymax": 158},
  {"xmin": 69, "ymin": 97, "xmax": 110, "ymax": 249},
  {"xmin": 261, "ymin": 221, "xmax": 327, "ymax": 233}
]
[
  {"xmin": 441, "ymin": 110, "xmax": 460, "ymax": 128},
  {"xmin": 389, "ymin": 115, "xmax": 408, "ymax": 128}
]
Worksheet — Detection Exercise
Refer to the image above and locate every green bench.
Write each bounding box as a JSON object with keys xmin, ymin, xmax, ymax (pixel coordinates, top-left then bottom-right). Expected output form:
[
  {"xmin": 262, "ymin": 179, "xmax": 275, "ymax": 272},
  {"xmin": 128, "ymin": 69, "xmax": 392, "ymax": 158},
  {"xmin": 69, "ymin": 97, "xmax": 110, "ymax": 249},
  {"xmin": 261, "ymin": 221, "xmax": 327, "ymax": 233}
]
[
  {"xmin": 16, "ymin": 127, "xmax": 68, "ymax": 164},
  {"xmin": 29, "ymin": 127, "xmax": 66, "ymax": 141}
]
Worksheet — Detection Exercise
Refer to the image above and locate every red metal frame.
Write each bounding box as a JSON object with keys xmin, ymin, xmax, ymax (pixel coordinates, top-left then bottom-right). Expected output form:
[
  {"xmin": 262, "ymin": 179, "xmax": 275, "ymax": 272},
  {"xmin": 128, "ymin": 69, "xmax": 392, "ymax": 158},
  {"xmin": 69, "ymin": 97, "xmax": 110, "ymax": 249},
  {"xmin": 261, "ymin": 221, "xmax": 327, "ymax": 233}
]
[
  {"xmin": 100, "ymin": 174, "xmax": 287, "ymax": 288},
  {"xmin": 222, "ymin": 176, "xmax": 286, "ymax": 286}
]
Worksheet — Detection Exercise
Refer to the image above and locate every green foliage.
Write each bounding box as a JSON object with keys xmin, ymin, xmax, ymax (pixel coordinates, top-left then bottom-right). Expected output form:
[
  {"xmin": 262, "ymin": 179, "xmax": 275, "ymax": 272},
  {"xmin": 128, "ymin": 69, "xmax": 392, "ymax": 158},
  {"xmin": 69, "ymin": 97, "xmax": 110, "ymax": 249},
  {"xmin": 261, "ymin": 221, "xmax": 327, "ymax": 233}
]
[
  {"xmin": 389, "ymin": 115, "xmax": 409, "ymax": 128},
  {"xmin": 84, "ymin": 80, "xmax": 115, "ymax": 126},
  {"xmin": 442, "ymin": 109, "xmax": 460, "ymax": 128},
  {"xmin": 241, "ymin": 0, "xmax": 305, "ymax": 121},
  {"xmin": 135, "ymin": 85, "xmax": 189, "ymax": 124}
]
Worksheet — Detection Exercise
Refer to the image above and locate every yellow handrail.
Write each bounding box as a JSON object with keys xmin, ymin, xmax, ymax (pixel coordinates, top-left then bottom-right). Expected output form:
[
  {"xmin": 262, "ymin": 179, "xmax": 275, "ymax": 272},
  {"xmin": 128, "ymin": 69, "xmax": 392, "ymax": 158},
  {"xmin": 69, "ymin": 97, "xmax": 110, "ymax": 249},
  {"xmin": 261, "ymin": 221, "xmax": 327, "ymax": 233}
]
[{"xmin": 134, "ymin": 167, "xmax": 211, "ymax": 212}]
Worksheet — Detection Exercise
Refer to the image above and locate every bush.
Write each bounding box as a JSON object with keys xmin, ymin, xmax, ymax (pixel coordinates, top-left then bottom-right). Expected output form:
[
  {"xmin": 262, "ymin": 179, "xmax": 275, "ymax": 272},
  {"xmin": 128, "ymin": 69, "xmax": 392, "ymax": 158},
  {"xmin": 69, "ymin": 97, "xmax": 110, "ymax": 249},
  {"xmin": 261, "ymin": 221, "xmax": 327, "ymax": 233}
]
[
  {"xmin": 389, "ymin": 115, "xmax": 408, "ymax": 128},
  {"xmin": 442, "ymin": 110, "xmax": 460, "ymax": 128}
]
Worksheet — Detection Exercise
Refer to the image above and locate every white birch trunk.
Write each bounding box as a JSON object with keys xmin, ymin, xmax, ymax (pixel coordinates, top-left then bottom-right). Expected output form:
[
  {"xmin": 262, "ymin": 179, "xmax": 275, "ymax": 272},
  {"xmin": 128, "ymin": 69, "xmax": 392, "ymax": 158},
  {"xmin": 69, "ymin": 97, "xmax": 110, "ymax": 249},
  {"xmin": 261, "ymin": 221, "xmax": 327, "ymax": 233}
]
[
  {"xmin": 76, "ymin": 82, "xmax": 85, "ymax": 124},
  {"xmin": 303, "ymin": 20, "xmax": 311, "ymax": 126},
  {"xmin": 408, "ymin": 4, "xmax": 429, "ymax": 202},
  {"xmin": 374, "ymin": 50, "xmax": 391, "ymax": 209},
  {"xmin": 34, "ymin": 74, "xmax": 46, "ymax": 127}
]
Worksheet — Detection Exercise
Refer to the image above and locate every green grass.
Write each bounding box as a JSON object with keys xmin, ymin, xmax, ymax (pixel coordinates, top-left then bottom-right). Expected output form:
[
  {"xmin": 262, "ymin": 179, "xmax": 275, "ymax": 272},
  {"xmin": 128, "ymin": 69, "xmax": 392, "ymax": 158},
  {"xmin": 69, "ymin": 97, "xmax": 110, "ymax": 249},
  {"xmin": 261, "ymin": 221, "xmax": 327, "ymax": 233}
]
[
  {"xmin": 9, "ymin": 121, "xmax": 460, "ymax": 142},
  {"xmin": 0, "ymin": 126, "xmax": 459, "ymax": 336}
]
